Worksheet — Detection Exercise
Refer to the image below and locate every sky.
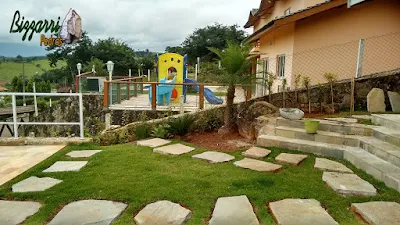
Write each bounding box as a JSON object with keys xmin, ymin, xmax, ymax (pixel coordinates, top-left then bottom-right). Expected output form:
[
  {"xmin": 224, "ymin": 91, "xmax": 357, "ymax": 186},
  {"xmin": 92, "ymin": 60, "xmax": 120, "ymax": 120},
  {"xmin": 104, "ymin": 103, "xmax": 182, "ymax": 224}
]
[{"xmin": 0, "ymin": 0, "xmax": 259, "ymax": 57}]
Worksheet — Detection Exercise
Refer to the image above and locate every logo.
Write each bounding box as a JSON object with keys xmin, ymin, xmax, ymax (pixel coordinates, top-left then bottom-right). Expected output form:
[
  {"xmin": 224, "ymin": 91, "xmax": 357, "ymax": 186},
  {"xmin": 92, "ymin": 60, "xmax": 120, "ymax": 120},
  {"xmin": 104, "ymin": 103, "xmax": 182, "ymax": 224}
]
[{"xmin": 9, "ymin": 9, "xmax": 82, "ymax": 47}]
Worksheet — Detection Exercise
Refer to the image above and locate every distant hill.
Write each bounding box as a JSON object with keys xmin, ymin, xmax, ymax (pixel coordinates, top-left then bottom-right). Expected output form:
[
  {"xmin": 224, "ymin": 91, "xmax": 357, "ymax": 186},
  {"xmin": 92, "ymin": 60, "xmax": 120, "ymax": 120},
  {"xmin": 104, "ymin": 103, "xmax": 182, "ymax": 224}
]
[{"xmin": 0, "ymin": 59, "xmax": 66, "ymax": 83}]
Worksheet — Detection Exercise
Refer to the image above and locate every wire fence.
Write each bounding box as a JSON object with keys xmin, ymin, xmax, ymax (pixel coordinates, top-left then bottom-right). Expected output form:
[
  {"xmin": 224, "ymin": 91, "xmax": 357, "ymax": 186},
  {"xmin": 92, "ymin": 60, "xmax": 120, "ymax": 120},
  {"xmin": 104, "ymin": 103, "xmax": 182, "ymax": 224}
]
[{"xmin": 255, "ymin": 32, "xmax": 400, "ymax": 96}]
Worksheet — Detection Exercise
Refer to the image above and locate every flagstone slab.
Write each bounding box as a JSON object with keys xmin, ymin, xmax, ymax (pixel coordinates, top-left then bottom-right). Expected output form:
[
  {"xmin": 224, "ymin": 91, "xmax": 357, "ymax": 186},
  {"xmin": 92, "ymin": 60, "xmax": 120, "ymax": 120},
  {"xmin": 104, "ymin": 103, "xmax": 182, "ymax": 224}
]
[
  {"xmin": 275, "ymin": 153, "xmax": 308, "ymax": 165},
  {"xmin": 153, "ymin": 144, "xmax": 195, "ymax": 155},
  {"xmin": 209, "ymin": 195, "xmax": 259, "ymax": 225},
  {"xmin": 269, "ymin": 199, "xmax": 339, "ymax": 225},
  {"xmin": 12, "ymin": 176, "xmax": 62, "ymax": 192},
  {"xmin": 322, "ymin": 172, "xmax": 376, "ymax": 196},
  {"xmin": 48, "ymin": 200, "xmax": 127, "ymax": 225},
  {"xmin": 137, "ymin": 138, "xmax": 171, "ymax": 147},
  {"xmin": 351, "ymin": 201, "xmax": 400, "ymax": 225},
  {"xmin": 234, "ymin": 158, "xmax": 282, "ymax": 172},
  {"xmin": 134, "ymin": 200, "xmax": 192, "ymax": 225},
  {"xmin": 43, "ymin": 161, "xmax": 88, "ymax": 172},
  {"xmin": 0, "ymin": 200, "xmax": 41, "ymax": 225},
  {"xmin": 325, "ymin": 117, "xmax": 358, "ymax": 124},
  {"xmin": 242, "ymin": 147, "xmax": 271, "ymax": 159},
  {"xmin": 192, "ymin": 151, "xmax": 235, "ymax": 163},
  {"xmin": 66, "ymin": 150, "xmax": 101, "ymax": 158},
  {"xmin": 352, "ymin": 115, "xmax": 372, "ymax": 120},
  {"xmin": 314, "ymin": 158, "xmax": 353, "ymax": 173}
]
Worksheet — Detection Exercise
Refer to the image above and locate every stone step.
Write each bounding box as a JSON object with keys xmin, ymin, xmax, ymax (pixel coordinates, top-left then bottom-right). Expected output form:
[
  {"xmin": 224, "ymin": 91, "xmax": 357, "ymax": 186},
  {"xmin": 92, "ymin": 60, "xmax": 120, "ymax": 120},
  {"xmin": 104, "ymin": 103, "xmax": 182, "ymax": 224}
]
[
  {"xmin": 274, "ymin": 126, "xmax": 360, "ymax": 147},
  {"xmin": 372, "ymin": 126, "xmax": 400, "ymax": 147},
  {"xmin": 257, "ymin": 135, "xmax": 400, "ymax": 192},
  {"xmin": 276, "ymin": 117, "xmax": 375, "ymax": 136},
  {"xmin": 359, "ymin": 136, "xmax": 400, "ymax": 168},
  {"xmin": 372, "ymin": 114, "xmax": 400, "ymax": 130}
]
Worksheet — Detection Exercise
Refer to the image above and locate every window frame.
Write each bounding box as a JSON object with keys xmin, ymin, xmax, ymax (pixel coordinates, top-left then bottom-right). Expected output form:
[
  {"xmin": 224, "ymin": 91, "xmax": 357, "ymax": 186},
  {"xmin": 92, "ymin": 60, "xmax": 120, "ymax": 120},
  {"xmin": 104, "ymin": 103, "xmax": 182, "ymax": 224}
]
[
  {"xmin": 284, "ymin": 8, "xmax": 291, "ymax": 16},
  {"xmin": 277, "ymin": 54, "xmax": 286, "ymax": 78}
]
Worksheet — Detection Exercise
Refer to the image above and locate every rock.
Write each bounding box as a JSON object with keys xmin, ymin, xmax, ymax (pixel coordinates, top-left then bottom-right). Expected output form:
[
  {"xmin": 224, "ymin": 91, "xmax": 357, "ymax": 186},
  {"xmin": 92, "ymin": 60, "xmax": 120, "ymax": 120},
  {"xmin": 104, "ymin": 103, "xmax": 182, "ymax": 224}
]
[
  {"xmin": 153, "ymin": 143, "xmax": 195, "ymax": 155},
  {"xmin": 192, "ymin": 151, "xmax": 235, "ymax": 163},
  {"xmin": 0, "ymin": 200, "xmax": 41, "ymax": 225},
  {"xmin": 367, "ymin": 88, "xmax": 386, "ymax": 112},
  {"xmin": 314, "ymin": 158, "xmax": 353, "ymax": 173},
  {"xmin": 134, "ymin": 200, "xmax": 192, "ymax": 225},
  {"xmin": 48, "ymin": 200, "xmax": 127, "ymax": 225},
  {"xmin": 351, "ymin": 201, "xmax": 400, "ymax": 225},
  {"xmin": 254, "ymin": 116, "xmax": 277, "ymax": 136},
  {"xmin": 275, "ymin": 153, "xmax": 308, "ymax": 165},
  {"xmin": 43, "ymin": 161, "xmax": 88, "ymax": 172},
  {"xmin": 324, "ymin": 118, "xmax": 358, "ymax": 124},
  {"xmin": 351, "ymin": 115, "xmax": 372, "ymax": 120},
  {"xmin": 322, "ymin": 172, "xmax": 376, "ymax": 196},
  {"xmin": 388, "ymin": 91, "xmax": 400, "ymax": 112},
  {"xmin": 137, "ymin": 138, "xmax": 171, "ymax": 147},
  {"xmin": 209, "ymin": 195, "xmax": 259, "ymax": 225},
  {"xmin": 12, "ymin": 176, "xmax": 62, "ymax": 192},
  {"xmin": 66, "ymin": 150, "xmax": 102, "ymax": 158},
  {"xmin": 279, "ymin": 108, "xmax": 304, "ymax": 120},
  {"xmin": 227, "ymin": 140, "xmax": 253, "ymax": 148},
  {"xmin": 242, "ymin": 147, "xmax": 271, "ymax": 159},
  {"xmin": 234, "ymin": 158, "xmax": 282, "ymax": 172},
  {"xmin": 269, "ymin": 199, "xmax": 339, "ymax": 225},
  {"xmin": 237, "ymin": 101, "xmax": 279, "ymax": 140}
]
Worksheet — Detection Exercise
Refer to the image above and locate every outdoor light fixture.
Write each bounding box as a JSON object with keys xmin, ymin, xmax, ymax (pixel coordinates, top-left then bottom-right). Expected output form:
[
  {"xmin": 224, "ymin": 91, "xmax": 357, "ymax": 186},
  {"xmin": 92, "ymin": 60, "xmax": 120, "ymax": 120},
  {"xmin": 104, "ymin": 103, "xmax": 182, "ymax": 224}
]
[
  {"xmin": 77, "ymin": 63, "xmax": 82, "ymax": 93},
  {"xmin": 106, "ymin": 61, "xmax": 114, "ymax": 73},
  {"xmin": 106, "ymin": 61, "xmax": 114, "ymax": 105},
  {"xmin": 76, "ymin": 63, "xmax": 82, "ymax": 72}
]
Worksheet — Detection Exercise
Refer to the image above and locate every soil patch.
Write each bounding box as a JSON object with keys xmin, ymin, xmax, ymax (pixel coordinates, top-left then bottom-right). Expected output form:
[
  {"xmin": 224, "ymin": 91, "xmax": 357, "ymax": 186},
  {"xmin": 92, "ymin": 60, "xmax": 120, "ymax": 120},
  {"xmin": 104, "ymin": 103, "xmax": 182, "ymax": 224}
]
[{"xmin": 184, "ymin": 131, "xmax": 254, "ymax": 152}]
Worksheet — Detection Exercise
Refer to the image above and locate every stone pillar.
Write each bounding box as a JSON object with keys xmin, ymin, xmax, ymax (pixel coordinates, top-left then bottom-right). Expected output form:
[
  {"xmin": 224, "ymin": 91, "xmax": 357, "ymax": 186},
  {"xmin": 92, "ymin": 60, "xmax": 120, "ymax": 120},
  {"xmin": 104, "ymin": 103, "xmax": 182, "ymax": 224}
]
[{"xmin": 105, "ymin": 113, "xmax": 112, "ymax": 130}]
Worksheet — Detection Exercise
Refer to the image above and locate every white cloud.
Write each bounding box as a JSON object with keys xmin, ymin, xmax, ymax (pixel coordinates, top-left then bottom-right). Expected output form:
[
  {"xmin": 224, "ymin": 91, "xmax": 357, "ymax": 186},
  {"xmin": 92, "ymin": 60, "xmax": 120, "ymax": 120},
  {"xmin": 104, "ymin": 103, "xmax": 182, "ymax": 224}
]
[{"xmin": 0, "ymin": 0, "xmax": 258, "ymax": 52}]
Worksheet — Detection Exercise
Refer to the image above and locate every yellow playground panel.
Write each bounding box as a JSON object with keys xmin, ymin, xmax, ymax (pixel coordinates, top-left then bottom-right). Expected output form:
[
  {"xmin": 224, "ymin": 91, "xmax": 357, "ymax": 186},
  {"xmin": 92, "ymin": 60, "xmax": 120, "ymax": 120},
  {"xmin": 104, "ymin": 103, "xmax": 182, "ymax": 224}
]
[{"xmin": 157, "ymin": 53, "xmax": 187, "ymax": 103}]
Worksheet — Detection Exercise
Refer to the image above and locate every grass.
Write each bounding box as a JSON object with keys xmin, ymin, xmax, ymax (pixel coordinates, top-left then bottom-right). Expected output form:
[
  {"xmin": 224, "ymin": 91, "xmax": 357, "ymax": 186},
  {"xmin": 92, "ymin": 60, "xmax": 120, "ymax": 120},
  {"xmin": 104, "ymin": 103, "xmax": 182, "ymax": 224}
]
[
  {"xmin": 0, "ymin": 60, "xmax": 66, "ymax": 82},
  {"xmin": 0, "ymin": 141, "xmax": 399, "ymax": 225}
]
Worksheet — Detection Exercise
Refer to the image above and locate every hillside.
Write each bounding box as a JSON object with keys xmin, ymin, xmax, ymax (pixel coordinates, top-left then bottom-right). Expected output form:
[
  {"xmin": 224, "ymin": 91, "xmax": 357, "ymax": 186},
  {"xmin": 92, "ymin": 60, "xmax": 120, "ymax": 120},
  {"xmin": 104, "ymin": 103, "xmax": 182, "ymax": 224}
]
[{"xmin": 0, "ymin": 60, "xmax": 66, "ymax": 83}]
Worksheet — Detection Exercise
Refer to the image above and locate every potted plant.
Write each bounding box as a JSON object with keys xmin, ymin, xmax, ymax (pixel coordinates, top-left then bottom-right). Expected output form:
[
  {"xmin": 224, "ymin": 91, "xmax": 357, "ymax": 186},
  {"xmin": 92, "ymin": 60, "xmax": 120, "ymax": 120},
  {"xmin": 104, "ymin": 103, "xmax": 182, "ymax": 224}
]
[{"xmin": 304, "ymin": 119, "xmax": 320, "ymax": 134}]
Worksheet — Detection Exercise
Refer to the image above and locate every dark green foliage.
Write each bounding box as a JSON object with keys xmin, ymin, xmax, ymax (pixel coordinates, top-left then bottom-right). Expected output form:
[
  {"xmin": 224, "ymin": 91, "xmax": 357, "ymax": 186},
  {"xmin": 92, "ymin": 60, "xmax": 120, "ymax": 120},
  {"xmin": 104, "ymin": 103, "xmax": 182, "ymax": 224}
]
[
  {"xmin": 167, "ymin": 114, "xmax": 195, "ymax": 136},
  {"xmin": 134, "ymin": 124, "xmax": 150, "ymax": 140},
  {"xmin": 194, "ymin": 108, "xmax": 224, "ymax": 132},
  {"xmin": 151, "ymin": 124, "xmax": 172, "ymax": 139}
]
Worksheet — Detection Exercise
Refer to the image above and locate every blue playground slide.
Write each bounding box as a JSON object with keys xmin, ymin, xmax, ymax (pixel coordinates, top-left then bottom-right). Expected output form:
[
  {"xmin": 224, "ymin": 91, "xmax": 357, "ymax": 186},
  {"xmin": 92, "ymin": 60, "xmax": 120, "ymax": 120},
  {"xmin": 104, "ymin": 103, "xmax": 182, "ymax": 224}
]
[{"xmin": 184, "ymin": 78, "xmax": 223, "ymax": 104}]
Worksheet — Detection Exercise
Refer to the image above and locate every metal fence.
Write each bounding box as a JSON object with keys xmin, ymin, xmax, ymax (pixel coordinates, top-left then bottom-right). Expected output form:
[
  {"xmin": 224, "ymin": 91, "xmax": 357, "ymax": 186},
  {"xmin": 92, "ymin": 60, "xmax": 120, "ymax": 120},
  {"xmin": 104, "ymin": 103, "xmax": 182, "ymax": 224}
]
[
  {"xmin": 0, "ymin": 92, "xmax": 84, "ymax": 138},
  {"xmin": 255, "ymin": 32, "xmax": 400, "ymax": 96}
]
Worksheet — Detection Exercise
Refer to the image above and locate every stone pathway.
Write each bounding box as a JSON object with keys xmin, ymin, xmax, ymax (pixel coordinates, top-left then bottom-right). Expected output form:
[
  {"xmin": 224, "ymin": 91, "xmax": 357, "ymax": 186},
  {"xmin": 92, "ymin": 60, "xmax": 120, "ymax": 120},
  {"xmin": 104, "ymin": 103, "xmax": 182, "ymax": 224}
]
[
  {"xmin": 352, "ymin": 115, "xmax": 372, "ymax": 120},
  {"xmin": 325, "ymin": 117, "xmax": 358, "ymax": 124},
  {"xmin": 134, "ymin": 200, "xmax": 192, "ymax": 225},
  {"xmin": 43, "ymin": 161, "xmax": 88, "ymax": 172},
  {"xmin": 192, "ymin": 151, "xmax": 235, "ymax": 163},
  {"xmin": 351, "ymin": 201, "xmax": 400, "ymax": 225},
  {"xmin": 153, "ymin": 143, "xmax": 195, "ymax": 155},
  {"xmin": 66, "ymin": 150, "xmax": 101, "ymax": 158},
  {"xmin": 269, "ymin": 199, "xmax": 339, "ymax": 225},
  {"xmin": 234, "ymin": 158, "xmax": 282, "ymax": 172},
  {"xmin": 209, "ymin": 195, "xmax": 259, "ymax": 225},
  {"xmin": 242, "ymin": 147, "xmax": 271, "ymax": 159},
  {"xmin": 0, "ymin": 200, "xmax": 41, "ymax": 225},
  {"xmin": 137, "ymin": 138, "xmax": 171, "ymax": 147},
  {"xmin": 314, "ymin": 158, "xmax": 353, "ymax": 173},
  {"xmin": 0, "ymin": 145, "xmax": 64, "ymax": 186},
  {"xmin": 275, "ymin": 153, "xmax": 308, "ymax": 165},
  {"xmin": 48, "ymin": 200, "xmax": 127, "ymax": 225},
  {"xmin": 12, "ymin": 176, "xmax": 62, "ymax": 192},
  {"xmin": 322, "ymin": 172, "xmax": 376, "ymax": 196}
]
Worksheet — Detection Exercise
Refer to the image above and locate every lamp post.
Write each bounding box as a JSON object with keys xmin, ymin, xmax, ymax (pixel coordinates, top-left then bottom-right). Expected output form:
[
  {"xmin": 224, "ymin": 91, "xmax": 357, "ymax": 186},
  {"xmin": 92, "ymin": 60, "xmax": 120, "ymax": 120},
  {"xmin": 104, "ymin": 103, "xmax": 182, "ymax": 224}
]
[
  {"xmin": 106, "ymin": 61, "xmax": 114, "ymax": 105},
  {"xmin": 77, "ymin": 63, "xmax": 82, "ymax": 93}
]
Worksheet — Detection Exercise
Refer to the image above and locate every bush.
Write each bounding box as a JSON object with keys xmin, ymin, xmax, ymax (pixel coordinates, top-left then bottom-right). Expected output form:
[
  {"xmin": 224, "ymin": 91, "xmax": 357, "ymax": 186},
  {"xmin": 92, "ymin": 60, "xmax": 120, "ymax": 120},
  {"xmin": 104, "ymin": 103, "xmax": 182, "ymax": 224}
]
[
  {"xmin": 194, "ymin": 108, "xmax": 223, "ymax": 132},
  {"xmin": 151, "ymin": 124, "xmax": 172, "ymax": 139},
  {"xmin": 167, "ymin": 114, "xmax": 195, "ymax": 136},
  {"xmin": 135, "ymin": 124, "xmax": 150, "ymax": 140}
]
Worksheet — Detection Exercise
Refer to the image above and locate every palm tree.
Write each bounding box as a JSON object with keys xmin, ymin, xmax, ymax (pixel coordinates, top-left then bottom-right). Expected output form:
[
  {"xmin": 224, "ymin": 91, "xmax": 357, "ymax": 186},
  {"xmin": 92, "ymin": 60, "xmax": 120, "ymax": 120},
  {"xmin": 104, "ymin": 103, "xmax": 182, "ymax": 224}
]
[{"xmin": 208, "ymin": 41, "xmax": 255, "ymax": 131}]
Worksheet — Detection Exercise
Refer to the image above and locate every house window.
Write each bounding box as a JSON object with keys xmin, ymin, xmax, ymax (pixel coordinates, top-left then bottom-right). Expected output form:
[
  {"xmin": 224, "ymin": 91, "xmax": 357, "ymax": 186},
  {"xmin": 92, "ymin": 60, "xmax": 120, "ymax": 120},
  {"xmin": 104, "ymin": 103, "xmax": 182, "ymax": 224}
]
[
  {"xmin": 284, "ymin": 8, "xmax": 291, "ymax": 16},
  {"xmin": 277, "ymin": 55, "xmax": 285, "ymax": 77}
]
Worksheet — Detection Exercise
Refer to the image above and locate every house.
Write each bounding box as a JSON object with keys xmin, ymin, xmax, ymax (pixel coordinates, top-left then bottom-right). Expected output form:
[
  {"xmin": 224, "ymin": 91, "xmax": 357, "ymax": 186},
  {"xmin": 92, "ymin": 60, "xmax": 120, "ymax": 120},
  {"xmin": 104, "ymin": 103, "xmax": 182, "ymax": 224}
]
[{"xmin": 244, "ymin": 0, "xmax": 400, "ymax": 96}]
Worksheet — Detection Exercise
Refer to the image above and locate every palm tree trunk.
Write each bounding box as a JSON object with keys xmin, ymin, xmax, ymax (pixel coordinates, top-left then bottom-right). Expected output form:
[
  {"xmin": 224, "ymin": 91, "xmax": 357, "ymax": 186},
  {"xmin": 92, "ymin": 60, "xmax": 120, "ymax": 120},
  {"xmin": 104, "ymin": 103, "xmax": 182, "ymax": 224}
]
[{"xmin": 224, "ymin": 84, "xmax": 235, "ymax": 129}]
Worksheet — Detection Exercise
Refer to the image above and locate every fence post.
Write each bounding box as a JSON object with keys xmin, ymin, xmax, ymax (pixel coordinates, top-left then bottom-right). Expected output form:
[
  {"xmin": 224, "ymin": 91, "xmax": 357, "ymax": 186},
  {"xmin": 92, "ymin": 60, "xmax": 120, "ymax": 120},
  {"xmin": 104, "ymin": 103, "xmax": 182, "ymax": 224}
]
[
  {"xmin": 79, "ymin": 93, "xmax": 84, "ymax": 139},
  {"xmin": 134, "ymin": 81, "xmax": 138, "ymax": 97},
  {"xmin": 127, "ymin": 83, "xmax": 131, "ymax": 99},
  {"xmin": 151, "ymin": 83, "xmax": 157, "ymax": 111},
  {"xmin": 12, "ymin": 94, "xmax": 18, "ymax": 138},
  {"xmin": 33, "ymin": 82, "xmax": 38, "ymax": 117},
  {"xmin": 104, "ymin": 81, "xmax": 109, "ymax": 108},
  {"xmin": 355, "ymin": 39, "xmax": 365, "ymax": 78},
  {"xmin": 75, "ymin": 75, "xmax": 79, "ymax": 93},
  {"xmin": 199, "ymin": 85, "xmax": 204, "ymax": 110}
]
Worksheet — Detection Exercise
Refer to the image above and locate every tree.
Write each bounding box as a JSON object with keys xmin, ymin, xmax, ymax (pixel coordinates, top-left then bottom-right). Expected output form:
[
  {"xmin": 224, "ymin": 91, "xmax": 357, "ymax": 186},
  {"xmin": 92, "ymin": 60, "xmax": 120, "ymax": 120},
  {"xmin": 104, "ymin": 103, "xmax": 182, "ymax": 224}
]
[
  {"xmin": 138, "ymin": 56, "xmax": 155, "ymax": 73},
  {"xmin": 183, "ymin": 23, "xmax": 247, "ymax": 63},
  {"xmin": 324, "ymin": 72, "xmax": 337, "ymax": 114},
  {"xmin": 16, "ymin": 55, "xmax": 23, "ymax": 62},
  {"xmin": 302, "ymin": 76, "xmax": 311, "ymax": 113},
  {"xmin": 165, "ymin": 46, "xmax": 185, "ymax": 55},
  {"xmin": 83, "ymin": 58, "xmax": 107, "ymax": 76},
  {"xmin": 208, "ymin": 41, "xmax": 254, "ymax": 131}
]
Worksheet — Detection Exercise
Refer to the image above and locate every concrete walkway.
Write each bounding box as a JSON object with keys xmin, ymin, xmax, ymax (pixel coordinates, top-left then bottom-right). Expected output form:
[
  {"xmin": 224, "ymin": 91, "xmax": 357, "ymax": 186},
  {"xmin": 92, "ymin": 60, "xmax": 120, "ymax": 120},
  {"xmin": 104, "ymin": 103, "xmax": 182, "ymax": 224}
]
[{"xmin": 0, "ymin": 145, "xmax": 65, "ymax": 186}]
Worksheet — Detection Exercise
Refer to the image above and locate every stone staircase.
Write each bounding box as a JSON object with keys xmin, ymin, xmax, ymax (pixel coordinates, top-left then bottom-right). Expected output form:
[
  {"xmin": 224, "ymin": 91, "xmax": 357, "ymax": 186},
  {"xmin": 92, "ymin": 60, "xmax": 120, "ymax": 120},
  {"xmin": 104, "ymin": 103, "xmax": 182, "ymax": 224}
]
[{"xmin": 257, "ymin": 115, "xmax": 400, "ymax": 192}]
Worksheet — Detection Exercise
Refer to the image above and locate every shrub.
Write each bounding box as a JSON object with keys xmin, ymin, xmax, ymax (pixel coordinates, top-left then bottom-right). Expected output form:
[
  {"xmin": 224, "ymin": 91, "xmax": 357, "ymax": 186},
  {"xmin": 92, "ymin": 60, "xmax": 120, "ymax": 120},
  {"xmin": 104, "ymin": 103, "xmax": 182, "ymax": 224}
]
[
  {"xmin": 167, "ymin": 114, "xmax": 195, "ymax": 136},
  {"xmin": 135, "ymin": 123, "xmax": 150, "ymax": 140},
  {"xmin": 151, "ymin": 124, "xmax": 172, "ymax": 139},
  {"xmin": 194, "ymin": 109, "xmax": 223, "ymax": 132}
]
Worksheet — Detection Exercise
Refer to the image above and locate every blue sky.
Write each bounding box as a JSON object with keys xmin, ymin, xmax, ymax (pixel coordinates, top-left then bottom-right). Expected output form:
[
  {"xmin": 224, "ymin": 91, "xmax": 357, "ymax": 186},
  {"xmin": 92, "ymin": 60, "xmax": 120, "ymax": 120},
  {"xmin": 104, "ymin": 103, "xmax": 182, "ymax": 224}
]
[{"xmin": 0, "ymin": 0, "xmax": 259, "ymax": 57}]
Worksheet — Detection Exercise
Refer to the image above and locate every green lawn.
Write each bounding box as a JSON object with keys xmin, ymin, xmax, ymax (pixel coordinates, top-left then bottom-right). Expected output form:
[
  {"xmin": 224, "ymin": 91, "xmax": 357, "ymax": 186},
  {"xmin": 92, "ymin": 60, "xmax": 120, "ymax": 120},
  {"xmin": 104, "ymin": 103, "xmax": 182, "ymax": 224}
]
[
  {"xmin": 1, "ymin": 141, "xmax": 399, "ymax": 224},
  {"xmin": 0, "ymin": 60, "xmax": 66, "ymax": 82}
]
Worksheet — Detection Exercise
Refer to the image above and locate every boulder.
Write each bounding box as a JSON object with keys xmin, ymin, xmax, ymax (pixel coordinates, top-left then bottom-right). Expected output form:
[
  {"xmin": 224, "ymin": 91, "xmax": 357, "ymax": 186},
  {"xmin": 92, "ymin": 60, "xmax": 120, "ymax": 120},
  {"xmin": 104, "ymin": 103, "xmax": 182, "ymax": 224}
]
[
  {"xmin": 367, "ymin": 88, "xmax": 386, "ymax": 112},
  {"xmin": 237, "ymin": 101, "xmax": 279, "ymax": 140},
  {"xmin": 279, "ymin": 108, "xmax": 304, "ymax": 120},
  {"xmin": 388, "ymin": 91, "xmax": 400, "ymax": 112}
]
